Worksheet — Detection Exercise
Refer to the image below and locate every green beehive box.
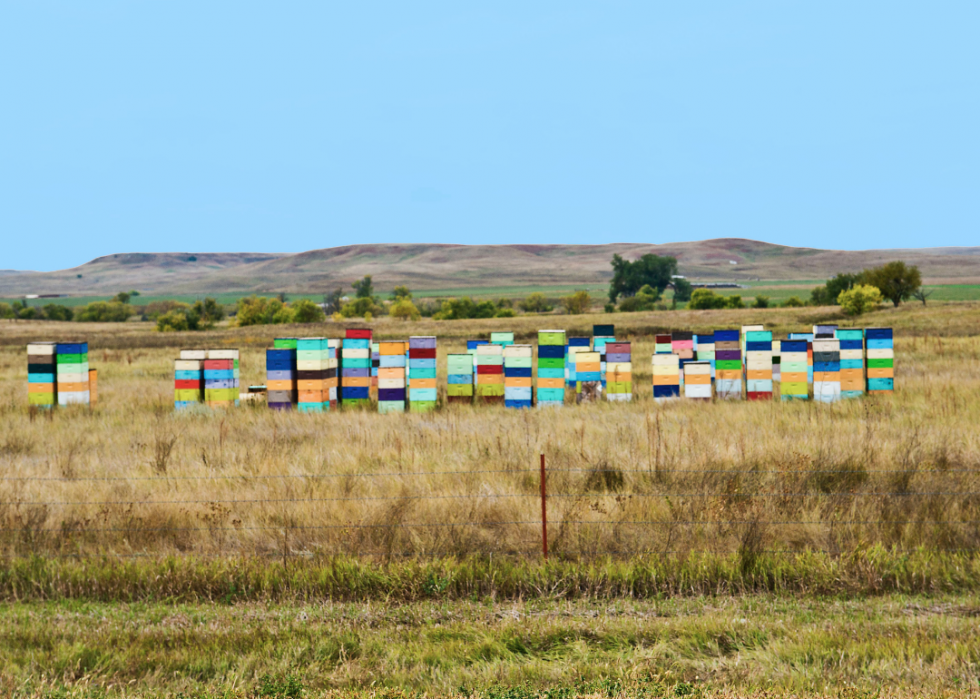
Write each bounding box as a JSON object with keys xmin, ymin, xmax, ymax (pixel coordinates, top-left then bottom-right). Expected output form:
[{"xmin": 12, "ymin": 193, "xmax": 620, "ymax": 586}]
[
  {"xmin": 274, "ymin": 338, "xmax": 299, "ymax": 349},
  {"xmin": 538, "ymin": 331, "xmax": 565, "ymax": 346}
]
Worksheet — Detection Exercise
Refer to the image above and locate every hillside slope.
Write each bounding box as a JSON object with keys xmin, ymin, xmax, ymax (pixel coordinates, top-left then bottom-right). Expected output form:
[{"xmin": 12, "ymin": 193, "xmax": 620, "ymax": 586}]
[{"xmin": 2, "ymin": 240, "xmax": 979, "ymax": 296}]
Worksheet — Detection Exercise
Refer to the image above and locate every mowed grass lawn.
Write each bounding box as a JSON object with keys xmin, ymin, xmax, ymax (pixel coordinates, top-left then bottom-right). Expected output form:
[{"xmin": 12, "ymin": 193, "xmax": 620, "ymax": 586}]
[{"xmin": 3, "ymin": 593, "xmax": 980, "ymax": 698}]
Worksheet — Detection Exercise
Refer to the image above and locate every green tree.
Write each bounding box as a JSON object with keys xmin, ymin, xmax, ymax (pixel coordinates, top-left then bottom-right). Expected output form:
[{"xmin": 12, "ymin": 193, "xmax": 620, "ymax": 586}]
[
  {"xmin": 495, "ymin": 308, "xmax": 516, "ymax": 318},
  {"xmin": 752, "ymin": 296, "xmax": 770, "ymax": 309},
  {"xmin": 352, "ymin": 275, "xmax": 374, "ymax": 299},
  {"xmin": 75, "ymin": 301, "xmax": 134, "ymax": 322},
  {"xmin": 18, "ymin": 306, "xmax": 39, "ymax": 320},
  {"xmin": 272, "ymin": 305, "xmax": 295, "ymax": 324},
  {"xmin": 114, "ymin": 291, "xmax": 132, "ymax": 304},
  {"xmin": 671, "ymin": 278, "xmax": 693, "ymax": 303},
  {"xmin": 390, "ymin": 298, "xmax": 421, "ymax": 321},
  {"xmin": 42, "ymin": 304, "xmax": 74, "ymax": 321},
  {"xmin": 688, "ymin": 289, "xmax": 728, "ymax": 310},
  {"xmin": 322, "ymin": 288, "xmax": 346, "ymax": 314},
  {"xmin": 838, "ymin": 284, "xmax": 884, "ymax": 316},
  {"xmin": 290, "ymin": 299, "xmax": 326, "ymax": 323},
  {"xmin": 235, "ymin": 296, "xmax": 285, "ymax": 326},
  {"xmin": 196, "ymin": 298, "xmax": 225, "ymax": 327},
  {"xmin": 912, "ymin": 288, "xmax": 933, "ymax": 306},
  {"xmin": 0, "ymin": 303, "xmax": 15, "ymax": 319},
  {"xmin": 783, "ymin": 296, "xmax": 805, "ymax": 307},
  {"xmin": 608, "ymin": 254, "xmax": 678, "ymax": 304},
  {"xmin": 561, "ymin": 290, "xmax": 592, "ymax": 315},
  {"xmin": 725, "ymin": 295, "xmax": 745, "ymax": 309},
  {"xmin": 618, "ymin": 285, "xmax": 659, "ymax": 312},
  {"xmin": 810, "ymin": 272, "xmax": 861, "ymax": 306},
  {"xmin": 862, "ymin": 261, "xmax": 922, "ymax": 308},
  {"xmin": 519, "ymin": 292, "xmax": 553, "ymax": 313},
  {"xmin": 340, "ymin": 297, "xmax": 384, "ymax": 319},
  {"xmin": 156, "ymin": 309, "xmax": 191, "ymax": 332},
  {"xmin": 433, "ymin": 297, "xmax": 497, "ymax": 320},
  {"xmin": 391, "ymin": 285, "xmax": 412, "ymax": 301}
]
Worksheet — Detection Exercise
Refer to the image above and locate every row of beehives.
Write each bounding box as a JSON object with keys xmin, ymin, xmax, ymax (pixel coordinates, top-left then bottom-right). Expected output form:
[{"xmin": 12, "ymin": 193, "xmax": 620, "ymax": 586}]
[{"xmin": 26, "ymin": 342, "xmax": 97, "ymax": 407}]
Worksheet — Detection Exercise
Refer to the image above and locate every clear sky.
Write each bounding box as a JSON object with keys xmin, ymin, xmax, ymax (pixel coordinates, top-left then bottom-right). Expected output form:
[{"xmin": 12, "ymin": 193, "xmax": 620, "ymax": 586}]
[{"xmin": 2, "ymin": 2, "xmax": 977, "ymax": 271}]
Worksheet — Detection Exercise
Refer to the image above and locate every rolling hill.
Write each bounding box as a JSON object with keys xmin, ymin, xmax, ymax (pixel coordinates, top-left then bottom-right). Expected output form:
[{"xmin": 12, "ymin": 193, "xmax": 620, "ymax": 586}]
[{"xmin": 2, "ymin": 240, "xmax": 979, "ymax": 298}]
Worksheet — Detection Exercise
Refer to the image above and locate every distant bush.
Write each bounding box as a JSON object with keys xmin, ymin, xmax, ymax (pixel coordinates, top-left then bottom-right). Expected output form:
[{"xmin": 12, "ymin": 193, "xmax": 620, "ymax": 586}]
[
  {"xmin": 390, "ymin": 298, "xmax": 421, "ymax": 321},
  {"xmin": 434, "ymin": 298, "xmax": 498, "ymax": 320},
  {"xmin": 519, "ymin": 292, "xmax": 553, "ymax": 314},
  {"xmin": 75, "ymin": 301, "xmax": 134, "ymax": 323},
  {"xmin": 838, "ymin": 284, "xmax": 883, "ymax": 316},
  {"xmin": 495, "ymin": 308, "xmax": 516, "ymax": 318},
  {"xmin": 41, "ymin": 304, "xmax": 74, "ymax": 321},
  {"xmin": 290, "ymin": 299, "xmax": 326, "ymax": 323},
  {"xmin": 0, "ymin": 303, "xmax": 14, "ymax": 319},
  {"xmin": 155, "ymin": 298, "xmax": 225, "ymax": 332},
  {"xmin": 752, "ymin": 296, "xmax": 770, "ymax": 309},
  {"xmin": 617, "ymin": 285, "xmax": 658, "ymax": 312},
  {"xmin": 783, "ymin": 296, "xmax": 805, "ymax": 308},
  {"xmin": 688, "ymin": 289, "xmax": 728, "ymax": 310},
  {"xmin": 561, "ymin": 291, "xmax": 592, "ymax": 315},
  {"xmin": 235, "ymin": 296, "xmax": 291, "ymax": 326},
  {"xmin": 725, "ymin": 295, "xmax": 745, "ymax": 309},
  {"xmin": 339, "ymin": 297, "xmax": 384, "ymax": 319}
]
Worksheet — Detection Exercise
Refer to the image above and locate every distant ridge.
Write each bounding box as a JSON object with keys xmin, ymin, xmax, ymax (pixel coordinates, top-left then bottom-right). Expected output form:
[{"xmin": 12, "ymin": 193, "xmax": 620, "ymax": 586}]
[{"xmin": 2, "ymin": 240, "xmax": 978, "ymax": 297}]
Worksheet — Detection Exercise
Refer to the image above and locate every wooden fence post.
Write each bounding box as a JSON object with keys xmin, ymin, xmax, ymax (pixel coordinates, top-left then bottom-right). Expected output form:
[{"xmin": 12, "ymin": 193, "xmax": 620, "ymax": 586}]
[{"xmin": 540, "ymin": 452, "xmax": 548, "ymax": 560}]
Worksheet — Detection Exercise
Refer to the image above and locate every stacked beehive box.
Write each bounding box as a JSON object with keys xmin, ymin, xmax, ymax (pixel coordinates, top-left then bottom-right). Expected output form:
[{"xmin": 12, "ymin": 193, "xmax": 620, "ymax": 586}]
[
  {"xmin": 174, "ymin": 349, "xmax": 205, "ymax": 409},
  {"xmin": 671, "ymin": 331, "xmax": 694, "ymax": 387},
  {"xmin": 325, "ymin": 339, "xmax": 340, "ymax": 409},
  {"xmin": 447, "ymin": 352, "xmax": 474, "ymax": 405},
  {"xmin": 744, "ymin": 330, "xmax": 774, "ymax": 400},
  {"xmin": 771, "ymin": 340, "xmax": 782, "ymax": 384},
  {"xmin": 408, "ymin": 336, "xmax": 437, "ymax": 412},
  {"xmin": 605, "ymin": 342, "xmax": 632, "ymax": 401},
  {"xmin": 652, "ymin": 352, "xmax": 680, "ymax": 400},
  {"xmin": 503, "ymin": 344, "xmax": 533, "ymax": 408},
  {"xmin": 55, "ymin": 343, "xmax": 89, "ymax": 406},
  {"xmin": 27, "ymin": 342, "xmax": 57, "ymax": 408},
  {"xmin": 592, "ymin": 325, "xmax": 615, "ymax": 388},
  {"xmin": 695, "ymin": 334, "xmax": 716, "ymax": 380},
  {"xmin": 266, "ymin": 343, "xmax": 296, "ymax": 411},
  {"xmin": 779, "ymin": 340, "xmax": 809, "ymax": 400},
  {"xmin": 88, "ymin": 369, "xmax": 98, "ymax": 405},
  {"xmin": 536, "ymin": 330, "xmax": 566, "ymax": 407},
  {"xmin": 204, "ymin": 349, "xmax": 239, "ymax": 408},
  {"xmin": 813, "ymin": 336, "xmax": 841, "ymax": 403},
  {"xmin": 378, "ymin": 341, "xmax": 408, "ymax": 413},
  {"xmin": 575, "ymin": 350, "xmax": 602, "ymax": 403},
  {"xmin": 467, "ymin": 340, "xmax": 487, "ymax": 392},
  {"xmin": 475, "ymin": 343, "xmax": 504, "ymax": 404},
  {"xmin": 566, "ymin": 337, "xmax": 590, "ymax": 387},
  {"xmin": 837, "ymin": 329, "xmax": 866, "ymax": 398},
  {"xmin": 490, "ymin": 332, "xmax": 514, "ymax": 348},
  {"xmin": 340, "ymin": 329, "xmax": 372, "ymax": 406},
  {"xmin": 371, "ymin": 342, "xmax": 381, "ymax": 397},
  {"xmin": 789, "ymin": 332, "xmax": 815, "ymax": 384},
  {"xmin": 865, "ymin": 328, "xmax": 894, "ymax": 393},
  {"xmin": 713, "ymin": 330, "xmax": 742, "ymax": 399},
  {"xmin": 683, "ymin": 361, "xmax": 712, "ymax": 400},
  {"xmin": 297, "ymin": 338, "xmax": 331, "ymax": 412},
  {"xmin": 655, "ymin": 334, "xmax": 673, "ymax": 355}
]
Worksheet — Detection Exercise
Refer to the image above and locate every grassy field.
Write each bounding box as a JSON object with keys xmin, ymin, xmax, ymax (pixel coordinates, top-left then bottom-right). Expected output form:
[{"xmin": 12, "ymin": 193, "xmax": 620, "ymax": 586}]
[{"xmin": 1, "ymin": 302, "xmax": 979, "ymax": 696}]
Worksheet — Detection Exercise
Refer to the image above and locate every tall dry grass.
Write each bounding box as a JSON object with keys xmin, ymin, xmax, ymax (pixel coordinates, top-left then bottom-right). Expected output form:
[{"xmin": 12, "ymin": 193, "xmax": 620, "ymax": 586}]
[{"xmin": 0, "ymin": 304, "xmax": 978, "ymax": 562}]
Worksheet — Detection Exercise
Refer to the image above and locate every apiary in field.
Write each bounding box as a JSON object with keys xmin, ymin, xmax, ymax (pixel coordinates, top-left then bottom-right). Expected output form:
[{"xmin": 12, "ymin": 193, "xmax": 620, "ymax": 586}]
[
  {"xmin": 714, "ymin": 329, "xmax": 742, "ymax": 399},
  {"xmin": 652, "ymin": 352, "xmax": 680, "ymax": 400},
  {"xmin": 341, "ymin": 329, "xmax": 372, "ymax": 406},
  {"xmin": 745, "ymin": 330, "xmax": 773, "ymax": 401},
  {"xmin": 503, "ymin": 344, "xmax": 533, "ymax": 408},
  {"xmin": 536, "ymin": 330, "xmax": 566, "ymax": 407},
  {"xmin": 204, "ymin": 349, "xmax": 239, "ymax": 408},
  {"xmin": 475, "ymin": 343, "xmax": 504, "ymax": 404},
  {"xmin": 447, "ymin": 352, "xmax": 474, "ymax": 405},
  {"xmin": 837, "ymin": 329, "xmax": 866, "ymax": 398},
  {"xmin": 813, "ymin": 337, "xmax": 841, "ymax": 403},
  {"xmin": 378, "ymin": 341, "xmax": 408, "ymax": 413},
  {"xmin": 605, "ymin": 341, "xmax": 632, "ymax": 402},
  {"xmin": 683, "ymin": 360, "xmax": 712, "ymax": 400},
  {"xmin": 409, "ymin": 336, "xmax": 437, "ymax": 412},
  {"xmin": 27, "ymin": 342, "xmax": 57, "ymax": 408},
  {"xmin": 865, "ymin": 328, "xmax": 894, "ymax": 393},
  {"xmin": 779, "ymin": 339, "xmax": 809, "ymax": 400}
]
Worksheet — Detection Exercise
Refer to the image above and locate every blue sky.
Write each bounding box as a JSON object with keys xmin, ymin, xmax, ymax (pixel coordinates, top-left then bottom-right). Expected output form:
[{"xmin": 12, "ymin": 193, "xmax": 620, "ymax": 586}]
[{"xmin": 2, "ymin": 2, "xmax": 977, "ymax": 271}]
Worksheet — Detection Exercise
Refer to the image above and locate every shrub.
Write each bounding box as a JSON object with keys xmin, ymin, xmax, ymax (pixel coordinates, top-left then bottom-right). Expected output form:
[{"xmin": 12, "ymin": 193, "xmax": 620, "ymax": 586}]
[
  {"xmin": 561, "ymin": 291, "xmax": 591, "ymax": 315},
  {"xmin": 155, "ymin": 298, "xmax": 223, "ymax": 331},
  {"xmin": 390, "ymin": 299, "xmax": 421, "ymax": 321},
  {"xmin": 41, "ymin": 304, "xmax": 74, "ymax": 321},
  {"xmin": 726, "ymin": 295, "xmax": 745, "ymax": 309},
  {"xmin": 272, "ymin": 305, "xmax": 295, "ymax": 324},
  {"xmin": 235, "ymin": 296, "xmax": 287, "ymax": 326},
  {"xmin": 811, "ymin": 273, "xmax": 861, "ymax": 306},
  {"xmin": 0, "ymin": 303, "xmax": 14, "ymax": 319},
  {"xmin": 145, "ymin": 300, "xmax": 189, "ymax": 320},
  {"xmin": 752, "ymin": 296, "xmax": 770, "ymax": 309},
  {"xmin": 838, "ymin": 284, "xmax": 883, "ymax": 316},
  {"xmin": 783, "ymin": 296, "xmax": 805, "ymax": 308},
  {"xmin": 688, "ymin": 289, "xmax": 728, "ymax": 310},
  {"xmin": 290, "ymin": 299, "xmax": 326, "ymax": 323},
  {"xmin": 519, "ymin": 292, "xmax": 553, "ymax": 314},
  {"xmin": 495, "ymin": 308, "xmax": 516, "ymax": 318},
  {"xmin": 156, "ymin": 310, "xmax": 191, "ymax": 332},
  {"xmin": 75, "ymin": 301, "xmax": 134, "ymax": 322},
  {"xmin": 434, "ymin": 298, "xmax": 498, "ymax": 320},
  {"xmin": 17, "ymin": 306, "xmax": 39, "ymax": 320},
  {"xmin": 340, "ymin": 297, "xmax": 383, "ymax": 319},
  {"xmin": 391, "ymin": 285, "xmax": 412, "ymax": 301}
]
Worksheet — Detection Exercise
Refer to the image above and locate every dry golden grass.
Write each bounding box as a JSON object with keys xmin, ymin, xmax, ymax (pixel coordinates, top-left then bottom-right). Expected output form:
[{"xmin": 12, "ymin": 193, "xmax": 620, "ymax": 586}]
[{"xmin": 1, "ymin": 303, "xmax": 979, "ymax": 561}]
